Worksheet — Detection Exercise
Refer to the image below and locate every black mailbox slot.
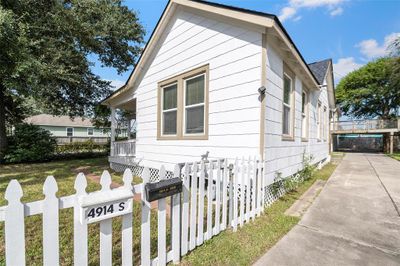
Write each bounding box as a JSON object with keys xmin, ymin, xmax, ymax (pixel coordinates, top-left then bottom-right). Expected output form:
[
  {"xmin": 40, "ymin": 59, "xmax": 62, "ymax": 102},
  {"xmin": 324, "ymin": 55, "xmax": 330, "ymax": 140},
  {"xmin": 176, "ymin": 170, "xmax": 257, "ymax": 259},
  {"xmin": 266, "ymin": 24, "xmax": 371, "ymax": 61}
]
[{"xmin": 145, "ymin": 177, "xmax": 183, "ymax": 202}]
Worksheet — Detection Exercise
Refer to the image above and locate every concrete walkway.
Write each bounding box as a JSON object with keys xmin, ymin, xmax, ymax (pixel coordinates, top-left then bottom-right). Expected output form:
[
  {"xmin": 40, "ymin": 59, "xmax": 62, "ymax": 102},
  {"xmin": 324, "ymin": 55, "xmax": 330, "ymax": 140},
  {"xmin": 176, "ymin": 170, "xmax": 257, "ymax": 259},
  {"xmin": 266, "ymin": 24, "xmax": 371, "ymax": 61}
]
[{"xmin": 254, "ymin": 153, "xmax": 400, "ymax": 266}]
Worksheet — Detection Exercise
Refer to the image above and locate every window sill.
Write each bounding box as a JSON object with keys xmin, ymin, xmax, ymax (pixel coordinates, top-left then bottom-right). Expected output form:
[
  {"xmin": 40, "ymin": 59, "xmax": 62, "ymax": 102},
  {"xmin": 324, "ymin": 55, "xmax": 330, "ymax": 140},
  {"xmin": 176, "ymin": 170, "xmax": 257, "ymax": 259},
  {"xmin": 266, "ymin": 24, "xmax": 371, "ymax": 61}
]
[
  {"xmin": 157, "ymin": 135, "xmax": 208, "ymax": 141},
  {"xmin": 282, "ymin": 135, "xmax": 295, "ymax": 141}
]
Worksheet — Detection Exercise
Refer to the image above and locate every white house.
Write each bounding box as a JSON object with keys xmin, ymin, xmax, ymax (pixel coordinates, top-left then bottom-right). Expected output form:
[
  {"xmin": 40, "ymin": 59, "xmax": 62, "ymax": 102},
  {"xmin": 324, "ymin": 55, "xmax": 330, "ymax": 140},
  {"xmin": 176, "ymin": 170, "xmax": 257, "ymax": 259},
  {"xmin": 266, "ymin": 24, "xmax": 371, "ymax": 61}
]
[{"xmin": 102, "ymin": 0, "xmax": 336, "ymax": 184}]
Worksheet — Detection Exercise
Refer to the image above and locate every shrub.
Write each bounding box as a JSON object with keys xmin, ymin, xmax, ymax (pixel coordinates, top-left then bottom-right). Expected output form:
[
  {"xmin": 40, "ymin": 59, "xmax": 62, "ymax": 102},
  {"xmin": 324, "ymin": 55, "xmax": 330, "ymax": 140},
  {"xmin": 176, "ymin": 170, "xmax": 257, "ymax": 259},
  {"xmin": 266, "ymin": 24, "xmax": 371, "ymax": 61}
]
[
  {"xmin": 56, "ymin": 140, "xmax": 109, "ymax": 154},
  {"xmin": 298, "ymin": 153, "xmax": 316, "ymax": 181},
  {"xmin": 5, "ymin": 124, "xmax": 57, "ymax": 163}
]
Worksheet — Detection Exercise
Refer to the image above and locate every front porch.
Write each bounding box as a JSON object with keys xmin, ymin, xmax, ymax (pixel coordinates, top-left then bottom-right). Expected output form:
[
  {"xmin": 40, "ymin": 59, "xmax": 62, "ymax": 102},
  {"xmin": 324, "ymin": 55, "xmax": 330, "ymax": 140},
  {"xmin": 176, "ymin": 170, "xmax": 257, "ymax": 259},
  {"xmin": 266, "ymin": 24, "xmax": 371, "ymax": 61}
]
[{"xmin": 107, "ymin": 95, "xmax": 139, "ymax": 171}]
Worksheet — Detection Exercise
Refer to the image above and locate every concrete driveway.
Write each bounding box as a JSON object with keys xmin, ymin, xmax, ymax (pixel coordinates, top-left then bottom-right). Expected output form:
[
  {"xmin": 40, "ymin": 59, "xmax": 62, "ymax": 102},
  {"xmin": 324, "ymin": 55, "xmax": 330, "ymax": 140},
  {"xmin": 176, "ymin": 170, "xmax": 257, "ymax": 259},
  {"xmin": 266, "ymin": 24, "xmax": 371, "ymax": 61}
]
[{"xmin": 254, "ymin": 153, "xmax": 400, "ymax": 266}]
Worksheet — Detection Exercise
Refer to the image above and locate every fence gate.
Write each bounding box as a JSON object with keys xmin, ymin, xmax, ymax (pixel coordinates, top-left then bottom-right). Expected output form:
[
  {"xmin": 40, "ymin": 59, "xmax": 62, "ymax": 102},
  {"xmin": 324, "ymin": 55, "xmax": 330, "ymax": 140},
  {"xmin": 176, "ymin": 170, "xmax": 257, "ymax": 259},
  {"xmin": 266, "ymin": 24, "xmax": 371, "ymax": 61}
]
[{"xmin": 0, "ymin": 158, "xmax": 270, "ymax": 266}]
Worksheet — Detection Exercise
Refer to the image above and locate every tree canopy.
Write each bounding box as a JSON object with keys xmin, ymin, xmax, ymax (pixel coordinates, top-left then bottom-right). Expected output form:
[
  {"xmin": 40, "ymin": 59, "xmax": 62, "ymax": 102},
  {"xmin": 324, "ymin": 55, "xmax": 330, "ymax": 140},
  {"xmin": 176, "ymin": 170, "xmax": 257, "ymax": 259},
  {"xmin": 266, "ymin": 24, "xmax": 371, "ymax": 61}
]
[
  {"xmin": 336, "ymin": 57, "xmax": 400, "ymax": 119},
  {"xmin": 0, "ymin": 0, "xmax": 145, "ymax": 159}
]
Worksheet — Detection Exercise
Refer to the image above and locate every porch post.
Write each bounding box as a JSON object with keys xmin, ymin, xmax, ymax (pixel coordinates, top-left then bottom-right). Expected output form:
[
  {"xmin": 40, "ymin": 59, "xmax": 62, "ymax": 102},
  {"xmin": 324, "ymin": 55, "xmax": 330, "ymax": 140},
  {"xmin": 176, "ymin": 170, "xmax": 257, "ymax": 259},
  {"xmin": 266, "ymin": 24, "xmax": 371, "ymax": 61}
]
[
  {"xmin": 390, "ymin": 132, "xmax": 394, "ymax": 155},
  {"xmin": 127, "ymin": 118, "xmax": 131, "ymax": 140},
  {"xmin": 110, "ymin": 107, "xmax": 116, "ymax": 156}
]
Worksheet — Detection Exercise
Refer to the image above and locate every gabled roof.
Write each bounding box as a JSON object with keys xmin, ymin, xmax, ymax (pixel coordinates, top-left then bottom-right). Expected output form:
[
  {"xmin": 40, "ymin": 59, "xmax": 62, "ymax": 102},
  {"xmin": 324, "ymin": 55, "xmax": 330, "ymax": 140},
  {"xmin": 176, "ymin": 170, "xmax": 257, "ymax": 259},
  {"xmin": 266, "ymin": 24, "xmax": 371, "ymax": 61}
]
[
  {"xmin": 102, "ymin": 0, "xmax": 324, "ymax": 105},
  {"xmin": 25, "ymin": 114, "xmax": 95, "ymax": 128},
  {"xmin": 308, "ymin": 59, "xmax": 332, "ymax": 84}
]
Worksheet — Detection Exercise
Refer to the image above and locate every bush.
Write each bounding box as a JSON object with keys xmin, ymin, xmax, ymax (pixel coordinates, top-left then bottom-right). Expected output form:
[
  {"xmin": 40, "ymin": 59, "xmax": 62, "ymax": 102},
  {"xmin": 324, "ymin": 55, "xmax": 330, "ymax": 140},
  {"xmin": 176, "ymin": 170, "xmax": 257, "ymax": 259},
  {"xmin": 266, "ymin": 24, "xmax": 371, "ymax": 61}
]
[
  {"xmin": 56, "ymin": 140, "xmax": 109, "ymax": 154},
  {"xmin": 5, "ymin": 124, "xmax": 57, "ymax": 163},
  {"xmin": 298, "ymin": 153, "xmax": 316, "ymax": 181}
]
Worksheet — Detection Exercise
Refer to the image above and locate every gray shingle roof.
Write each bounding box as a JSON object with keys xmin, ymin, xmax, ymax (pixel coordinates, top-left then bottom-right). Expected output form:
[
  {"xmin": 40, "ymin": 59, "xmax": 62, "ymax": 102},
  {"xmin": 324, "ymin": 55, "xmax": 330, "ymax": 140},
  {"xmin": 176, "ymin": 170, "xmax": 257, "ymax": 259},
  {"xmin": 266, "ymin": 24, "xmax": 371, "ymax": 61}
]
[
  {"xmin": 308, "ymin": 59, "xmax": 331, "ymax": 84},
  {"xmin": 25, "ymin": 114, "xmax": 94, "ymax": 127}
]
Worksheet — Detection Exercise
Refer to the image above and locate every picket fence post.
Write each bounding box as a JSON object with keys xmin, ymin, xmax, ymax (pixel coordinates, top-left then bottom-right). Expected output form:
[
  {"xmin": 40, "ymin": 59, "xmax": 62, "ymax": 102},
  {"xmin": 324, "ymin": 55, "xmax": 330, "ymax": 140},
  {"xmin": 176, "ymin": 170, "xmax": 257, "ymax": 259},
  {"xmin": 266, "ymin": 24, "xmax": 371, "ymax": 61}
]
[
  {"xmin": 172, "ymin": 165, "xmax": 181, "ymax": 263},
  {"xmin": 197, "ymin": 161, "xmax": 205, "ymax": 246},
  {"xmin": 246, "ymin": 157, "xmax": 251, "ymax": 222},
  {"xmin": 43, "ymin": 176, "xmax": 59, "ymax": 266},
  {"xmin": 240, "ymin": 158, "xmax": 245, "ymax": 227},
  {"xmin": 74, "ymin": 173, "xmax": 88, "ymax": 266},
  {"xmin": 121, "ymin": 168, "xmax": 133, "ymax": 266},
  {"xmin": 181, "ymin": 163, "xmax": 190, "ymax": 256},
  {"xmin": 5, "ymin": 180, "xmax": 26, "ymax": 266},
  {"xmin": 221, "ymin": 160, "xmax": 228, "ymax": 230},
  {"xmin": 141, "ymin": 167, "xmax": 151, "ymax": 266},
  {"xmin": 206, "ymin": 163, "xmax": 213, "ymax": 240},
  {"xmin": 100, "ymin": 171, "xmax": 113, "ymax": 266},
  {"xmin": 232, "ymin": 158, "xmax": 238, "ymax": 231},
  {"xmin": 214, "ymin": 161, "xmax": 221, "ymax": 235},
  {"xmin": 189, "ymin": 162, "xmax": 198, "ymax": 250},
  {"xmin": 251, "ymin": 157, "xmax": 257, "ymax": 220},
  {"xmin": 158, "ymin": 166, "xmax": 167, "ymax": 266}
]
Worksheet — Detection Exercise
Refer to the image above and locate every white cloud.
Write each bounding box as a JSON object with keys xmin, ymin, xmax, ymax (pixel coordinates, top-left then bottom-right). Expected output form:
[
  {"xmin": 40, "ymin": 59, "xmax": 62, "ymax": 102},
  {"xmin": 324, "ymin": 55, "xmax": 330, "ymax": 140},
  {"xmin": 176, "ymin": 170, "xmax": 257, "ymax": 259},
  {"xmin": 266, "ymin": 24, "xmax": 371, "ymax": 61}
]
[
  {"xmin": 279, "ymin": 0, "xmax": 345, "ymax": 22},
  {"xmin": 330, "ymin": 7, "xmax": 343, "ymax": 16},
  {"xmin": 108, "ymin": 79, "xmax": 125, "ymax": 91},
  {"xmin": 290, "ymin": 0, "xmax": 345, "ymax": 8},
  {"xmin": 356, "ymin": 32, "xmax": 400, "ymax": 59},
  {"xmin": 333, "ymin": 57, "xmax": 363, "ymax": 83},
  {"xmin": 279, "ymin": 7, "xmax": 297, "ymax": 22}
]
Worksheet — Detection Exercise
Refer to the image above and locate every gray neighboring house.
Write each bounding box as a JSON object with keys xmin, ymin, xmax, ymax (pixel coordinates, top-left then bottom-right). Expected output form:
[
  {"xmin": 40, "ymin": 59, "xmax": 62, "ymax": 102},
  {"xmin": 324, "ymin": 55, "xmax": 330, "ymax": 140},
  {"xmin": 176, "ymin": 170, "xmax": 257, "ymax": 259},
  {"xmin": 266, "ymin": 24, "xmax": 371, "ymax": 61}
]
[{"xmin": 25, "ymin": 114, "xmax": 110, "ymax": 144}]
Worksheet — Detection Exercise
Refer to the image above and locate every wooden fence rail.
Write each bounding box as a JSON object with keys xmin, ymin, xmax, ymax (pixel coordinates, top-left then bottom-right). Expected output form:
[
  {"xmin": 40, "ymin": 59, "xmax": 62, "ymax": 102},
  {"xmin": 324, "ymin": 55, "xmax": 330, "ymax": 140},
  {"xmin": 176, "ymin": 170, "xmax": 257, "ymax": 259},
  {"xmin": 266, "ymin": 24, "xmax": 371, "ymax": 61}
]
[{"xmin": 0, "ymin": 157, "xmax": 269, "ymax": 266}]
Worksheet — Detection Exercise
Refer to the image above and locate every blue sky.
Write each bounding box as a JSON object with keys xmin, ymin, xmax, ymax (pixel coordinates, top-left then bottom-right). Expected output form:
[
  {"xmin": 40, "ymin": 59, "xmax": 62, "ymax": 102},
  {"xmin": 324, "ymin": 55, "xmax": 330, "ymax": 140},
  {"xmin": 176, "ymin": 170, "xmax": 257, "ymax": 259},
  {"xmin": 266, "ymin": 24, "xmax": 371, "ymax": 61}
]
[{"xmin": 93, "ymin": 0, "xmax": 400, "ymax": 89}]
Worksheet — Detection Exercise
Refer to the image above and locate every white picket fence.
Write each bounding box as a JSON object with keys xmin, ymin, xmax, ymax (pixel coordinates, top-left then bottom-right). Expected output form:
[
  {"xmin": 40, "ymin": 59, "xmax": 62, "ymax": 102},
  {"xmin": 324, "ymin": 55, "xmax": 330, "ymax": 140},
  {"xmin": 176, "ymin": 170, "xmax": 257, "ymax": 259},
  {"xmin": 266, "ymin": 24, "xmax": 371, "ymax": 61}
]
[{"xmin": 0, "ymin": 157, "xmax": 266, "ymax": 266}]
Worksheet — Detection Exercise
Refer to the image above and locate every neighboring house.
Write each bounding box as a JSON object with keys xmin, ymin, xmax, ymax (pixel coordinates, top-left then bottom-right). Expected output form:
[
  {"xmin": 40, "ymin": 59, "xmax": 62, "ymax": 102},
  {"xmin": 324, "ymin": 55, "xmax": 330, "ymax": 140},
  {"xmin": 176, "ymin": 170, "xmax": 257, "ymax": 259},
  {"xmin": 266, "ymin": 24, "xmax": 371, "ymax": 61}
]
[
  {"xmin": 102, "ymin": 0, "xmax": 337, "ymax": 184},
  {"xmin": 25, "ymin": 114, "xmax": 111, "ymax": 144}
]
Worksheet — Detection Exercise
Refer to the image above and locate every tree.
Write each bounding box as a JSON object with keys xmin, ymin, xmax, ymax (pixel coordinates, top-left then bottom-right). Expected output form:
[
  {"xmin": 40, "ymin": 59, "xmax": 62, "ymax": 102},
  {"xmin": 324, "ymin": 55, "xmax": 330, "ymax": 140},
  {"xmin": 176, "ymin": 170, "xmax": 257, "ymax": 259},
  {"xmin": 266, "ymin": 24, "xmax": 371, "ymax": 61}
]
[
  {"xmin": 336, "ymin": 57, "xmax": 400, "ymax": 119},
  {"xmin": 0, "ymin": 0, "xmax": 144, "ymax": 160}
]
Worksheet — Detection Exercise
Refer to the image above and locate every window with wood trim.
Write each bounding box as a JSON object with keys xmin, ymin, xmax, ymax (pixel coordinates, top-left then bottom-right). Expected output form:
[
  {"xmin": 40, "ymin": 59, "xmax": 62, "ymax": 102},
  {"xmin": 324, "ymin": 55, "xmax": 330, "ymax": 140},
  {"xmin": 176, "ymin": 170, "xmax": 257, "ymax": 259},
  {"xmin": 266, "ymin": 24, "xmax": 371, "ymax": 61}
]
[
  {"xmin": 301, "ymin": 90, "xmax": 309, "ymax": 140},
  {"xmin": 67, "ymin": 127, "xmax": 74, "ymax": 137},
  {"xmin": 323, "ymin": 106, "xmax": 327, "ymax": 141},
  {"xmin": 317, "ymin": 102, "xmax": 322, "ymax": 140},
  {"xmin": 87, "ymin": 128, "xmax": 94, "ymax": 136},
  {"xmin": 161, "ymin": 83, "xmax": 178, "ymax": 136},
  {"xmin": 282, "ymin": 73, "xmax": 293, "ymax": 137},
  {"xmin": 184, "ymin": 74, "xmax": 205, "ymax": 135},
  {"xmin": 157, "ymin": 65, "xmax": 209, "ymax": 140}
]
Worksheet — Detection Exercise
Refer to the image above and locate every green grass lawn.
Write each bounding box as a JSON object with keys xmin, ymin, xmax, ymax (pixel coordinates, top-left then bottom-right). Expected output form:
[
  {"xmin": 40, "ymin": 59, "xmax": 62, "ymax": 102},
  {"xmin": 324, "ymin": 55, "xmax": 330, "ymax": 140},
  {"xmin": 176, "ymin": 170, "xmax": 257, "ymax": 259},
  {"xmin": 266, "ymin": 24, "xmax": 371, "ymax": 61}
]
[
  {"xmin": 388, "ymin": 152, "xmax": 400, "ymax": 161},
  {"xmin": 180, "ymin": 156, "xmax": 341, "ymax": 266},
  {"xmin": 0, "ymin": 157, "xmax": 162, "ymax": 266}
]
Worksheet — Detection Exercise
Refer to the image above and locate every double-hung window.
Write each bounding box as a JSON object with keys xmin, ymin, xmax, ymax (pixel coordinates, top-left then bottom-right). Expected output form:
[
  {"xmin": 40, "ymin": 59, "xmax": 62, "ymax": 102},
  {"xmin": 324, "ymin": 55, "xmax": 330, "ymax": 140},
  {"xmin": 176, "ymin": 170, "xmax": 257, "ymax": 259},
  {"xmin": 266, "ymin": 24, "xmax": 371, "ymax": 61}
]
[
  {"xmin": 317, "ymin": 102, "xmax": 322, "ymax": 140},
  {"xmin": 161, "ymin": 84, "xmax": 178, "ymax": 136},
  {"xmin": 301, "ymin": 90, "xmax": 309, "ymax": 140},
  {"xmin": 184, "ymin": 74, "xmax": 205, "ymax": 135},
  {"xmin": 282, "ymin": 72, "xmax": 293, "ymax": 138},
  {"xmin": 67, "ymin": 127, "xmax": 73, "ymax": 137},
  {"xmin": 158, "ymin": 65, "xmax": 209, "ymax": 140},
  {"xmin": 87, "ymin": 128, "xmax": 94, "ymax": 136},
  {"xmin": 323, "ymin": 106, "xmax": 327, "ymax": 141}
]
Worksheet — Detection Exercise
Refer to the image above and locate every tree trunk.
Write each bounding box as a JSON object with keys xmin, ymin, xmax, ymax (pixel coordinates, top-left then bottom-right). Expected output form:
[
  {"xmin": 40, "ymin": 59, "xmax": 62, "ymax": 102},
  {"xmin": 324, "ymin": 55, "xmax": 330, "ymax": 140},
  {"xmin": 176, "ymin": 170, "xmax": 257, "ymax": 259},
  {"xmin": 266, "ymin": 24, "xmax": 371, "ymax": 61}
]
[{"xmin": 0, "ymin": 84, "xmax": 8, "ymax": 161}]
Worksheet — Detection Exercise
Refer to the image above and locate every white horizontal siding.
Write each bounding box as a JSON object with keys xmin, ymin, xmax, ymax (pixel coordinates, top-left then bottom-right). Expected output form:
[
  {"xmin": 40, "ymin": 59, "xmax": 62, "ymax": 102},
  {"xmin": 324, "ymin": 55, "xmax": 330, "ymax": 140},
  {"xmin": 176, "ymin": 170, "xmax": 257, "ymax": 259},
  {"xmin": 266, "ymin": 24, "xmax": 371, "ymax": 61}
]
[
  {"xmin": 263, "ymin": 42, "xmax": 329, "ymax": 185},
  {"xmin": 134, "ymin": 10, "xmax": 262, "ymax": 170}
]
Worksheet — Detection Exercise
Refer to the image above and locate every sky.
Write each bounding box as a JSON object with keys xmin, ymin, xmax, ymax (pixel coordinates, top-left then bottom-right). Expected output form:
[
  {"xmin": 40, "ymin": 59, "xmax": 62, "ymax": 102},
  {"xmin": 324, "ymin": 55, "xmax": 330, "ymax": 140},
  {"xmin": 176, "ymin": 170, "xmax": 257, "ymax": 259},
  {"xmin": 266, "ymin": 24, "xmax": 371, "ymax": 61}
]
[{"xmin": 93, "ymin": 0, "xmax": 400, "ymax": 90}]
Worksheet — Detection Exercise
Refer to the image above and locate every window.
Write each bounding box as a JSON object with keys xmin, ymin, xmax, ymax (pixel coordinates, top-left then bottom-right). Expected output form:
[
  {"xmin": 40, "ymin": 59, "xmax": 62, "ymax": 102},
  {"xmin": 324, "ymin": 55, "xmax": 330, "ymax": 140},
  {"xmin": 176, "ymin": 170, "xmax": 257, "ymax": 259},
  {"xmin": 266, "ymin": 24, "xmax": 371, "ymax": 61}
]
[
  {"xmin": 282, "ymin": 73, "xmax": 293, "ymax": 138},
  {"xmin": 157, "ymin": 65, "xmax": 209, "ymax": 140},
  {"xmin": 162, "ymin": 84, "xmax": 178, "ymax": 135},
  {"xmin": 67, "ymin": 127, "xmax": 73, "ymax": 137},
  {"xmin": 301, "ymin": 90, "xmax": 308, "ymax": 140},
  {"xmin": 323, "ymin": 106, "xmax": 327, "ymax": 140},
  {"xmin": 184, "ymin": 74, "xmax": 205, "ymax": 134},
  {"xmin": 317, "ymin": 102, "xmax": 322, "ymax": 140},
  {"xmin": 87, "ymin": 128, "xmax": 94, "ymax": 136}
]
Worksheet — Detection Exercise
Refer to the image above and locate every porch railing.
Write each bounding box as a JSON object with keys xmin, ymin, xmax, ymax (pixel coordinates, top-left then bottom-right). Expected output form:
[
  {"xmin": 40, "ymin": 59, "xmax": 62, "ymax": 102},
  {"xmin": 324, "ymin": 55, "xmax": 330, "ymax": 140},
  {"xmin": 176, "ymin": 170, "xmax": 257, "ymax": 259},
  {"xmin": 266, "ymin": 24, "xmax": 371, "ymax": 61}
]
[
  {"xmin": 111, "ymin": 139, "xmax": 136, "ymax": 156},
  {"xmin": 330, "ymin": 118, "xmax": 400, "ymax": 132}
]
